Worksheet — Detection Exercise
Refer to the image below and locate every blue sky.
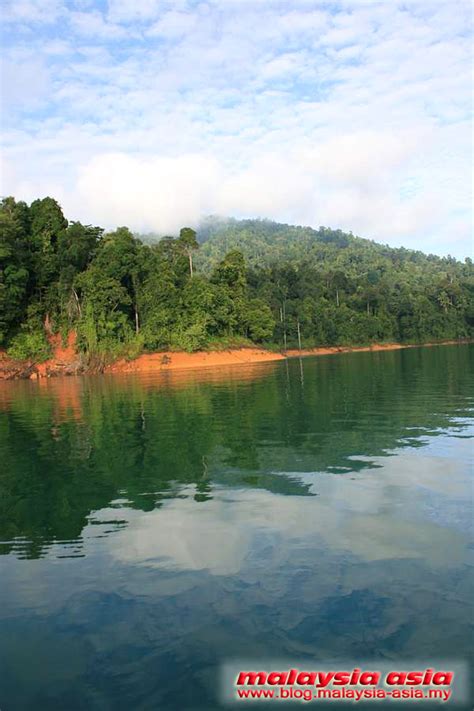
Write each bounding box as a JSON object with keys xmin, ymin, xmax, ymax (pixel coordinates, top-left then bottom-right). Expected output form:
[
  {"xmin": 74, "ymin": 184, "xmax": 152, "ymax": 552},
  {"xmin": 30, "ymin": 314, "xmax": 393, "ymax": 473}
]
[{"xmin": 0, "ymin": 0, "xmax": 472, "ymax": 258}]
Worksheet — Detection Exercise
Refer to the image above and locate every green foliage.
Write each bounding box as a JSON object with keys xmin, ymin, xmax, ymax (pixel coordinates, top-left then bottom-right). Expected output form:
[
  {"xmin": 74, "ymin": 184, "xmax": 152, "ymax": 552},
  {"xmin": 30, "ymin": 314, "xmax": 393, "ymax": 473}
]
[
  {"xmin": 7, "ymin": 304, "xmax": 51, "ymax": 361},
  {"xmin": 1, "ymin": 197, "xmax": 472, "ymax": 359},
  {"xmin": 0, "ymin": 198, "xmax": 31, "ymax": 344},
  {"xmin": 170, "ymin": 320, "xmax": 209, "ymax": 352},
  {"xmin": 198, "ymin": 219, "xmax": 472, "ymax": 348},
  {"xmin": 29, "ymin": 197, "xmax": 68, "ymax": 293},
  {"xmin": 244, "ymin": 299, "xmax": 276, "ymax": 342},
  {"xmin": 7, "ymin": 330, "xmax": 51, "ymax": 362},
  {"xmin": 177, "ymin": 227, "xmax": 199, "ymax": 277}
]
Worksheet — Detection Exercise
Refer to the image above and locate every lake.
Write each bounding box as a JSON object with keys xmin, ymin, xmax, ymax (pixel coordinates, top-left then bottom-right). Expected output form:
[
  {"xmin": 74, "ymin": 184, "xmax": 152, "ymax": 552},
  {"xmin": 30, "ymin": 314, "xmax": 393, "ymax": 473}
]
[{"xmin": 0, "ymin": 345, "xmax": 472, "ymax": 710}]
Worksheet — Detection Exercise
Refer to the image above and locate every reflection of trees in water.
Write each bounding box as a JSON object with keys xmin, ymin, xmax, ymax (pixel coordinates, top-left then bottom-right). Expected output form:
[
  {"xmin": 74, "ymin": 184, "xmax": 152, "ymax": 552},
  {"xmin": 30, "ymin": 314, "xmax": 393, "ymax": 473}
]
[{"xmin": 0, "ymin": 345, "xmax": 472, "ymax": 558}]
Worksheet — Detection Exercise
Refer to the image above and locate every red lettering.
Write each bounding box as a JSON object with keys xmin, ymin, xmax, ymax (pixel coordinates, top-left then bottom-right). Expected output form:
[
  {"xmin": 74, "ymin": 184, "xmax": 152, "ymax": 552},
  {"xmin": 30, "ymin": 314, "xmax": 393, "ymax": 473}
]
[
  {"xmin": 333, "ymin": 672, "xmax": 350, "ymax": 685},
  {"xmin": 350, "ymin": 668, "xmax": 361, "ymax": 684},
  {"xmin": 317, "ymin": 672, "xmax": 334, "ymax": 688},
  {"xmin": 236, "ymin": 671, "xmax": 267, "ymax": 685},
  {"xmin": 432, "ymin": 672, "xmax": 453, "ymax": 685},
  {"xmin": 423, "ymin": 668, "xmax": 434, "ymax": 684},
  {"xmin": 287, "ymin": 668, "xmax": 298, "ymax": 684},
  {"xmin": 296, "ymin": 672, "xmax": 317, "ymax": 685},
  {"xmin": 406, "ymin": 672, "xmax": 423, "ymax": 685},
  {"xmin": 386, "ymin": 672, "xmax": 406, "ymax": 685},
  {"xmin": 267, "ymin": 672, "xmax": 288, "ymax": 685},
  {"xmin": 359, "ymin": 672, "xmax": 380, "ymax": 685}
]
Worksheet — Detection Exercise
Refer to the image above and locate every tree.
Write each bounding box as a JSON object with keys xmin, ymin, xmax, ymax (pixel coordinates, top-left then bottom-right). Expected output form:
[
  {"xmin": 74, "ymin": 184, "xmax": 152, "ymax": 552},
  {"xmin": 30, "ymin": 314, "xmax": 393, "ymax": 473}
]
[
  {"xmin": 211, "ymin": 250, "xmax": 247, "ymax": 335},
  {"xmin": 55, "ymin": 222, "xmax": 103, "ymax": 324},
  {"xmin": 91, "ymin": 227, "xmax": 141, "ymax": 334},
  {"xmin": 0, "ymin": 198, "xmax": 30, "ymax": 343},
  {"xmin": 29, "ymin": 197, "xmax": 68, "ymax": 298},
  {"xmin": 75, "ymin": 266, "xmax": 132, "ymax": 354},
  {"xmin": 178, "ymin": 227, "xmax": 199, "ymax": 277},
  {"xmin": 137, "ymin": 245, "xmax": 178, "ymax": 350},
  {"xmin": 243, "ymin": 299, "xmax": 275, "ymax": 342}
]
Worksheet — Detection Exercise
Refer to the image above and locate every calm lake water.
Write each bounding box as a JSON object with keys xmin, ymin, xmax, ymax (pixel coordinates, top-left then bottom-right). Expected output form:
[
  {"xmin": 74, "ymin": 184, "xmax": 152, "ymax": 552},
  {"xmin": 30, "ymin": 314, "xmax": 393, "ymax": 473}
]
[{"xmin": 0, "ymin": 345, "xmax": 473, "ymax": 710}]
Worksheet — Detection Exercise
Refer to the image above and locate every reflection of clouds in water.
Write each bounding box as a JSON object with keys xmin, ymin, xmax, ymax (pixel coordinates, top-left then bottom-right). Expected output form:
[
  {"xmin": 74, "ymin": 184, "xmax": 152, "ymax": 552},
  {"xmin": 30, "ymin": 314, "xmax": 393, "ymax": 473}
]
[
  {"xmin": 2, "ymin": 437, "xmax": 469, "ymax": 620},
  {"xmin": 1, "ymin": 441, "xmax": 471, "ymax": 711},
  {"xmin": 105, "ymin": 493, "xmax": 252, "ymax": 575},
  {"xmin": 105, "ymin": 444, "xmax": 470, "ymax": 575},
  {"xmin": 1, "ymin": 434, "xmax": 470, "ymax": 620}
]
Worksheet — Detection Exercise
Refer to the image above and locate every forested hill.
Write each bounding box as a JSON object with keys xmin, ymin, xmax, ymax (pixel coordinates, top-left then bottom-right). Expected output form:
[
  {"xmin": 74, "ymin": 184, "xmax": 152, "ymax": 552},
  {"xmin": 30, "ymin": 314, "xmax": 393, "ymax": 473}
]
[
  {"xmin": 196, "ymin": 216, "xmax": 383, "ymax": 269},
  {"xmin": 1, "ymin": 196, "xmax": 472, "ymax": 364}
]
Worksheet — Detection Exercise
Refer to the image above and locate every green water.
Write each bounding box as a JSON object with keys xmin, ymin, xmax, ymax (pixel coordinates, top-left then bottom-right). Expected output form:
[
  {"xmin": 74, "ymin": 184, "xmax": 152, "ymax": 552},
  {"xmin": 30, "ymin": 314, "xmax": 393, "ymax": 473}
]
[{"xmin": 0, "ymin": 345, "xmax": 472, "ymax": 710}]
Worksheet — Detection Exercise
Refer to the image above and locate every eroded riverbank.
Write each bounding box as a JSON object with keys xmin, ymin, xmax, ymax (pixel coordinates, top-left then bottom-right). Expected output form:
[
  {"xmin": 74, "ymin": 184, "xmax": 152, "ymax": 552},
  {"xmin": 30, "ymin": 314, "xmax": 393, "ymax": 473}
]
[{"xmin": 0, "ymin": 337, "xmax": 470, "ymax": 380}]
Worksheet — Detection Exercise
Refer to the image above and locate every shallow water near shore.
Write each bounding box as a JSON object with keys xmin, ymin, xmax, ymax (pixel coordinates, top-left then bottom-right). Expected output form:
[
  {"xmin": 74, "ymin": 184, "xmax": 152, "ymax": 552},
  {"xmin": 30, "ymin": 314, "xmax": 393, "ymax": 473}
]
[{"xmin": 0, "ymin": 344, "xmax": 473, "ymax": 710}]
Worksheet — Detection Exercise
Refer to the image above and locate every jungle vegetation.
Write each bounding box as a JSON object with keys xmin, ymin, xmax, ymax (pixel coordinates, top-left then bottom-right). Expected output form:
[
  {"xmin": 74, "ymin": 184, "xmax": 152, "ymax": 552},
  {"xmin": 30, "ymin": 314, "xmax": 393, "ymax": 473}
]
[{"xmin": 1, "ymin": 197, "xmax": 472, "ymax": 361}]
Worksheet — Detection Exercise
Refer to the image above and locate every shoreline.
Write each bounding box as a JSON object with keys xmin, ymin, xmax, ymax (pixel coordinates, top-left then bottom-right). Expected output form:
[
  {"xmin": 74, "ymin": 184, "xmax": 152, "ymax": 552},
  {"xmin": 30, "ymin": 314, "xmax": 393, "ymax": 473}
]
[
  {"xmin": 105, "ymin": 348, "xmax": 285, "ymax": 374},
  {"xmin": 284, "ymin": 340, "xmax": 466, "ymax": 358},
  {"xmin": 0, "ymin": 339, "xmax": 471, "ymax": 381}
]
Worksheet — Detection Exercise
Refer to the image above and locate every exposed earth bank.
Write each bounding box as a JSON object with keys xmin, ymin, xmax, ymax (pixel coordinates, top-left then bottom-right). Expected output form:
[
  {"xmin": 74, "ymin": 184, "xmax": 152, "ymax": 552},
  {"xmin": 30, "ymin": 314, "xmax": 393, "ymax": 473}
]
[{"xmin": 0, "ymin": 335, "xmax": 469, "ymax": 381}]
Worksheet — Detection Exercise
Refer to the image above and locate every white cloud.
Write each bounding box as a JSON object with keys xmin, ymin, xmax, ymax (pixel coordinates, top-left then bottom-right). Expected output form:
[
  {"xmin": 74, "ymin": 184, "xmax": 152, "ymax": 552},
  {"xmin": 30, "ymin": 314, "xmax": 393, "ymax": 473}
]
[
  {"xmin": 1, "ymin": 0, "xmax": 472, "ymax": 256},
  {"xmin": 68, "ymin": 10, "xmax": 131, "ymax": 39},
  {"xmin": 1, "ymin": 0, "xmax": 64, "ymax": 24},
  {"xmin": 71, "ymin": 126, "xmax": 460, "ymax": 247},
  {"xmin": 147, "ymin": 10, "xmax": 197, "ymax": 39},
  {"xmin": 75, "ymin": 152, "xmax": 222, "ymax": 233},
  {"xmin": 0, "ymin": 57, "xmax": 51, "ymax": 110}
]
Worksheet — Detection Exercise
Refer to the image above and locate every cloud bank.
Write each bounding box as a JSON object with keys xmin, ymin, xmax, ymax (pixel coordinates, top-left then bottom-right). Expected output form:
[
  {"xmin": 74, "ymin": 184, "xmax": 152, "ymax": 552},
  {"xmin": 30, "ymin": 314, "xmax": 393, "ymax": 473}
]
[{"xmin": 0, "ymin": 0, "xmax": 472, "ymax": 256}]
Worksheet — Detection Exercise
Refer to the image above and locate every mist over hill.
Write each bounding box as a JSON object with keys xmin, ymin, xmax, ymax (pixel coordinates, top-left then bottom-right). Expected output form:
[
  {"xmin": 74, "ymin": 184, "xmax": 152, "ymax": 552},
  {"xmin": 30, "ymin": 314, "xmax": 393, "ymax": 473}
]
[
  {"xmin": 193, "ymin": 216, "xmax": 458, "ymax": 269},
  {"xmin": 140, "ymin": 216, "xmax": 466, "ymax": 269}
]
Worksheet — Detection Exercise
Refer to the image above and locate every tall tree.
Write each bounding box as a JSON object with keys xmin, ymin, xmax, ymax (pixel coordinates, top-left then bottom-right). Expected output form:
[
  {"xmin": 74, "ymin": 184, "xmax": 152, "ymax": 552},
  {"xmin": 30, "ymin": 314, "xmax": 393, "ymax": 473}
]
[
  {"xmin": 178, "ymin": 227, "xmax": 199, "ymax": 277},
  {"xmin": 0, "ymin": 198, "xmax": 31, "ymax": 344},
  {"xmin": 29, "ymin": 197, "xmax": 68, "ymax": 300}
]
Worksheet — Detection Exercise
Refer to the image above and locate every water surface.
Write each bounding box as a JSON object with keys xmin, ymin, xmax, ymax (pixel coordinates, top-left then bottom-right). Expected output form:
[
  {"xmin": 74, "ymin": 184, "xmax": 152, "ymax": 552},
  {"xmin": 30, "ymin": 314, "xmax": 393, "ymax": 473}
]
[{"xmin": 0, "ymin": 345, "xmax": 473, "ymax": 709}]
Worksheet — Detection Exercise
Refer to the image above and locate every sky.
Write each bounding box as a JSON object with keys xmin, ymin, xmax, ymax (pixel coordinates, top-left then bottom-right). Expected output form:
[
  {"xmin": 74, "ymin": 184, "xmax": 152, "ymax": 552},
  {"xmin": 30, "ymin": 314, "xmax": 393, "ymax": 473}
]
[{"xmin": 0, "ymin": 0, "xmax": 472, "ymax": 258}]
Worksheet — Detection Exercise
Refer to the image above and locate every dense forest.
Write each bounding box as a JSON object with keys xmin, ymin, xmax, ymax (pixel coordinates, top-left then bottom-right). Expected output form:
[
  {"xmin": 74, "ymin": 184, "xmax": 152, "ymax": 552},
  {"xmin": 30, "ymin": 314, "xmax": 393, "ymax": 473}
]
[{"xmin": 0, "ymin": 196, "xmax": 472, "ymax": 362}]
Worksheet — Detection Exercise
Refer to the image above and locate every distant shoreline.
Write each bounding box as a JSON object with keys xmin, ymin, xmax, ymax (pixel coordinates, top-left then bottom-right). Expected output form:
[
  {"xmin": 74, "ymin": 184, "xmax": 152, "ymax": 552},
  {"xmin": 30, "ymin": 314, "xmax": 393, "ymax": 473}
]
[
  {"xmin": 284, "ymin": 340, "xmax": 470, "ymax": 359},
  {"xmin": 0, "ymin": 339, "xmax": 471, "ymax": 381}
]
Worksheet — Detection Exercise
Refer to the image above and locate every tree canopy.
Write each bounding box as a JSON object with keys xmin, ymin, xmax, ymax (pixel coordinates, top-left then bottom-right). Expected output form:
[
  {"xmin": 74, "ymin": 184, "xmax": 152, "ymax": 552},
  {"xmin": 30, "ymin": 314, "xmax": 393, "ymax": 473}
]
[{"xmin": 0, "ymin": 197, "xmax": 472, "ymax": 361}]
